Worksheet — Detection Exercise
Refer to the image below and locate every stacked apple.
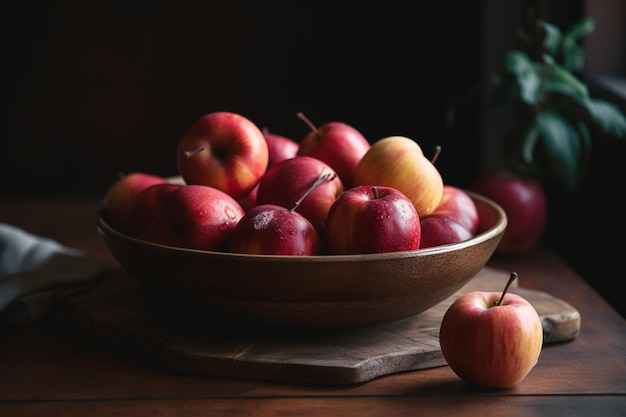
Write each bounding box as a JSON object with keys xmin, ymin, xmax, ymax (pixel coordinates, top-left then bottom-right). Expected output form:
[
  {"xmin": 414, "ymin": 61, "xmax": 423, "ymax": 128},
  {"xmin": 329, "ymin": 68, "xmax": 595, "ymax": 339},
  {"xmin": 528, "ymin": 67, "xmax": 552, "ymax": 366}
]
[{"xmin": 101, "ymin": 110, "xmax": 481, "ymax": 255}]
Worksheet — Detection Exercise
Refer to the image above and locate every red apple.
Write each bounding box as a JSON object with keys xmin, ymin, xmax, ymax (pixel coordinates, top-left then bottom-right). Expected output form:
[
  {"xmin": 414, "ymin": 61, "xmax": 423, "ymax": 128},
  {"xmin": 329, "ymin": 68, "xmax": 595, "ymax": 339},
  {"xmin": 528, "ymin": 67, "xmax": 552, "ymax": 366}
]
[
  {"xmin": 296, "ymin": 112, "xmax": 370, "ymax": 189},
  {"xmin": 101, "ymin": 172, "xmax": 167, "ymax": 228},
  {"xmin": 237, "ymin": 129, "xmax": 299, "ymax": 211},
  {"xmin": 229, "ymin": 204, "xmax": 320, "ymax": 255},
  {"xmin": 263, "ymin": 128, "xmax": 299, "ymax": 168},
  {"xmin": 120, "ymin": 182, "xmax": 182, "ymax": 238},
  {"xmin": 144, "ymin": 185, "xmax": 245, "ymax": 251},
  {"xmin": 256, "ymin": 156, "xmax": 344, "ymax": 236},
  {"xmin": 470, "ymin": 171, "xmax": 547, "ymax": 255},
  {"xmin": 439, "ymin": 272, "xmax": 543, "ymax": 388},
  {"xmin": 325, "ymin": 185, "xmax": 421, "ymax": 254},
  {"xmin": 176, "ymin": 111, "xmax": 269, "ymax": 199},
  {"xmin": 419, "ymin": 214, "xmax": 473, "ymax": 249},
  {"xmin": 353, "ymin": 136, "xmax": 444, "ymax": 217},
  {"xmin": 432, "ymin": 185, "xmax": 480, "ymax": 234}
]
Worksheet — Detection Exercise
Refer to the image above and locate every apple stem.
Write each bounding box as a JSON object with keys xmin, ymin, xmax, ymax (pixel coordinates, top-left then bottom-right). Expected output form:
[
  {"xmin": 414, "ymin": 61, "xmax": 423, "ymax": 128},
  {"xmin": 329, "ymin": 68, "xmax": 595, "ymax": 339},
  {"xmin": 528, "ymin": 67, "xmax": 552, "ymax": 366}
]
[
  {"xmin": 290, "ymin": 168, "xmax": 335, "ymax": 212},
  {"xmin": 430, "ymin": 145, "xmax": 442, "ymax": 165},
  {"xmin": 495, "ymin": 272, "xmax": 518, "ymax": 306},
  {"xmin": 296, "ymin": 112, "xmax": 319, "ymax": 135},
  {"xmin": 370, "ymin": 186, "xmax": 379, "ymax": 199},
  {"xmin": 184, "ymin": 146, "xmax": 205, "ymax": 159}
]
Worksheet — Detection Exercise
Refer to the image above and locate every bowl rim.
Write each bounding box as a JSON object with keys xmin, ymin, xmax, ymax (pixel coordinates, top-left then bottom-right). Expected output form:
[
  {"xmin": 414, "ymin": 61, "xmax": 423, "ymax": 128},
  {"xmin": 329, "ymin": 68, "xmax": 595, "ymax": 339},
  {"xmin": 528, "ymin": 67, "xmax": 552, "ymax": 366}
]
[{"xmin": 96, "ymin": 190, "xmax": 507, "ymax": 262}]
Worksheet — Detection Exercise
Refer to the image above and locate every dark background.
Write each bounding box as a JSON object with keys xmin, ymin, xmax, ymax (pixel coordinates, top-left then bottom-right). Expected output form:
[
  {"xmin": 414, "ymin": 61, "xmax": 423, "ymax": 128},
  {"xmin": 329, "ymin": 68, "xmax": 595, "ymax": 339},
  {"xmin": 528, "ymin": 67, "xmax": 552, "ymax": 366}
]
[{"xmin": 2, "ymin": 1, "xmax": 625, "ymax": 316}]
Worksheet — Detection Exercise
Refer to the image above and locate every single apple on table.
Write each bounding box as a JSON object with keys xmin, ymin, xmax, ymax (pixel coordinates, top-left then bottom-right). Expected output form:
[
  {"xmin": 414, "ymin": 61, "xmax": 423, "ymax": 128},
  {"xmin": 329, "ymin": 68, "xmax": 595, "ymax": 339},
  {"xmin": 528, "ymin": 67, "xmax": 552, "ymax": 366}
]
[
  {"xmin": 120, "ymin": 182, "xmax": 182, "ymax": 238},
  {"xmin": 144, "ymin": 184, "xmax": 245, "ymax": 252},
  {"xmin": 439, "ymin": 272, "xmax": 543, "ymax": 389},
  {"xmin": 296, "ymin": 112, "xmax": 370, "ymax": 189},
  {"xmin": 324, "ymin": 185, "xmax": 421, "ymax": 255},
  {"xmin": 101, "ymin": 172, "xmax": 168, "ymax": 228},
  {"xmin": 470, "ymin": 171, "xmax": 547, "ymax": 255},
  {"xmin": 256, "ymin": 156, "xmax": 344, "ymax": 236},
  {"xmin": 353, "ymin": 136, "xmax": 444, "ymax": 217},
  {"xmin": 432, "ymin": 185, "xmax": 480, "ymax": 234},
  {"xmin": 176, "ymin": 111, "xmax": 269, "ymax": 199},
  {"xmin": 418, "ymin": 213, "xmax": 473, "ymax": 249}
]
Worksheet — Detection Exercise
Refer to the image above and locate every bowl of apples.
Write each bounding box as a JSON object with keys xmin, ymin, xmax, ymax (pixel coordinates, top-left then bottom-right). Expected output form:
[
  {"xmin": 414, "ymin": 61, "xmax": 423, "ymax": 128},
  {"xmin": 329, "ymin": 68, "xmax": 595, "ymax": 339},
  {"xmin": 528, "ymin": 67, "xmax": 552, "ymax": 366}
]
[{"xmin": 97, "ymin": 111, "xmax": 507, "ymax": 328}]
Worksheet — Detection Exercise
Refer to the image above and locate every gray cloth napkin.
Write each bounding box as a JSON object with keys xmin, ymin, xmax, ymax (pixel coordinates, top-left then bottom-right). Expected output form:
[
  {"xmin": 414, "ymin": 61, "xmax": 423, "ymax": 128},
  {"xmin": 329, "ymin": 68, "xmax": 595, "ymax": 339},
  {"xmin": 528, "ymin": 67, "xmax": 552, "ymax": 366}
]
[{"xmin": 0, "ymin": 223, "xmax": 109, "ymax": 324}]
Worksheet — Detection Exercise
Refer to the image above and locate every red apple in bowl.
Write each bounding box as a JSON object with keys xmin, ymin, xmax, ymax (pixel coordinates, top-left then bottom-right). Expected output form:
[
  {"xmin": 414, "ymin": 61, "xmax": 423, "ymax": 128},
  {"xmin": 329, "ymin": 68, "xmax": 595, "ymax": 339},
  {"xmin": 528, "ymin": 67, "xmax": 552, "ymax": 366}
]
[
  {"xmin": 325, "ymin": 185, "xmax": 421, "ymax": 254},
  {"xmin": 101, "ymin": 172, "xmax": 168, "ymax": 228},
  {"xmin": 470, "ymin": 171, "xmax": 547, "ymax": 255},
  {"xmin": 229, "ymin": 204, "xmax": 320, "ymax": 256},
  {"xmin": 419, "ymin": 214, "xmax": 473, "ymax": 249},
  {"xmin": 176, "ymin": 111, "xmax": 269, "ymax": 199},
  {"xmin": 439, "ymin": 272, "xmax": 543, "ymax": 389},
  {"xmin": 120, "ymin": 182, "xmax": 182, "ymax": 238},
  {"xmin": 353, "ymin": 136, "xmax": 444, "ymax": 217},
  {"xmin": 263, "ymin": 128, "xmax": 299, "ymax": 168},
  {"xmin": 432, "ymin": 185, "xmax": 480, "ymax": 234},
  {"xmin": 256, "ymin": 156, "xmax": 344, "ymax": 236},
  {"xmin": 144, "ymin": 184, "xmax": 245, "ymax": 251},
  {"xmin": 296, "ymin": 112, "xmax": 370, "ymax": 189}
]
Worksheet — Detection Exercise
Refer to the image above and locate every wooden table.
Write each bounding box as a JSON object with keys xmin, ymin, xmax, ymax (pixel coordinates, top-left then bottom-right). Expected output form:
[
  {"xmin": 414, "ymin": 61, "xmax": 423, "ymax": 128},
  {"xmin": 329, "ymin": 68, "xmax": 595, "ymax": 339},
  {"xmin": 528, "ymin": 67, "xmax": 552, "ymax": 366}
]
[{"xmin": 1, "ymin": 197, "xmax": 625, "ymax": 416}]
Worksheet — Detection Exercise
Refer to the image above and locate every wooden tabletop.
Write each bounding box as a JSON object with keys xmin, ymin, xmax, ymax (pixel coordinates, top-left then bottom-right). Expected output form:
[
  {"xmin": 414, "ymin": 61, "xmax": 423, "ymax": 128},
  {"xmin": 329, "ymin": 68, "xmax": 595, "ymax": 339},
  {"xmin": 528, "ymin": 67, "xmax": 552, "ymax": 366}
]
[{"xmin": 1, "ymin": 197, "xmax": 625, "ymax": 417}]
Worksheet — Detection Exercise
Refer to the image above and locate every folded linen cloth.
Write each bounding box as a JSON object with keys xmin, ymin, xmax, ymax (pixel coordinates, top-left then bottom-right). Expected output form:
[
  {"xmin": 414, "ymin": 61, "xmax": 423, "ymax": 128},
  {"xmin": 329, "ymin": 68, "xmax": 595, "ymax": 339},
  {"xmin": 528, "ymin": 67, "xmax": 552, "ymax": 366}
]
[{"xmin": 0, "ymin": 223, "xmax": 109, "ymax": 324}]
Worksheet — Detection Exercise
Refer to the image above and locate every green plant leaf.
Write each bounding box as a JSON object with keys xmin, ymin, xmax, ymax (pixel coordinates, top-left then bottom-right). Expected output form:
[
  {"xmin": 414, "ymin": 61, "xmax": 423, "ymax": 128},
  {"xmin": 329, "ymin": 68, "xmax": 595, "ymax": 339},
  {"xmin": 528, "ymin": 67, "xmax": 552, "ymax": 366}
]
[
  {"xmin": 538, "ymin": 20, "xmax": 561, "ymax": 56},
  {"xmin": 543, "ymin": 59, "xmax": 589, "ymax": 98},
  {"xmin": 505, "ymin": 51, "xmax": 542, "ymax": 105},
  {"xmin": 576, "ymin": 97, "xmax": 626, "ymax": 138},
  {"xmin": 561, "ymin": 17, "xmax": 595, "ymax": 72},
  {"xmin": 534, "ymin": 111, "xmax": 582, "ymax": 190}
]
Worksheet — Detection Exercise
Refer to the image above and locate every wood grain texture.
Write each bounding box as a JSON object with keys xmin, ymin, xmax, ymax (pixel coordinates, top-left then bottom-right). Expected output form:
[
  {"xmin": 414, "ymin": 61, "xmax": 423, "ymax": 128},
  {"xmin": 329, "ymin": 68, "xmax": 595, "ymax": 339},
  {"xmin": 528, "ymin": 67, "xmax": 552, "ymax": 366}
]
[{"xmin": 56, "ymin": 266, "xmax": 580, "ymax": 385}]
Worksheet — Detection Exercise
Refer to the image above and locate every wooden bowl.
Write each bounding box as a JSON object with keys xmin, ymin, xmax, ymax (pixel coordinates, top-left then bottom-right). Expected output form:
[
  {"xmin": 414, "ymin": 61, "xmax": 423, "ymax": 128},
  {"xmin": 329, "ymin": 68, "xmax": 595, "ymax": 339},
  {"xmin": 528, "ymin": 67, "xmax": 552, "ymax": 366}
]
[{"xmin": 96, "ymin": 191, "xmax": 506, "ymax": 328}]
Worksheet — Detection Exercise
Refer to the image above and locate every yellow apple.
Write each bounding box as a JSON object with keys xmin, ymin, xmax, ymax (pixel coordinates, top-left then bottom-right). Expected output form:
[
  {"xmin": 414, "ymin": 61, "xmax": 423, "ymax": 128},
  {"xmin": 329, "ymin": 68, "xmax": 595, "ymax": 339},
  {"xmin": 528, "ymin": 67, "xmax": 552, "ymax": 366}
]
[{"xmin": 353, "ymin": 136, "xmax": 444, "ymax": 216}]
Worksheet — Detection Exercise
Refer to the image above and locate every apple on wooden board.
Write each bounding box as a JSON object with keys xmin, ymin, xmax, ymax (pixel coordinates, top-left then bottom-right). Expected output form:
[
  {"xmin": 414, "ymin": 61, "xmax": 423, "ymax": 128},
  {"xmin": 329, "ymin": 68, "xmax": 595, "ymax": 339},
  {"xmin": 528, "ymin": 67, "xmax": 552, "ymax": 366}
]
[
  {"xmin": 101, "ymin": 172, "xmax": 168, "ymax": 228},
  {"xmin": 176, "ymin": 111, "xmax": 269, "ymax": 199},
  {"xmin": 144, "ymin": 185, "xmax": 245, "ymax": 252},
  {"xmin": 296, "ymin": 112, "xmax": 370, "ymax": 189},
  {"xmin": 432, "ymin": 185, "xmax": 480, "ymax": 234},
  {"xmin": 119, "ymin": 182, "xmax": 182, "ymax": 238},
  {"xmin": 324, "ymin": 185, "xmax": 421, "ymax": 255},
  {"xmin": 439, "ymin": 272, "xmax": 543, "ymax": 389},
  {"xmin": 256, "ymin": 156, "xmax": 344, "ymax": 236},
  {"xmin": 419, "ymin": 213, "xmax": 473, "ymax": 249},
  {"xmin": 353, "ymin": 136, "xmax": 444, "ymax": 217},
  {"xmin": 470, "ymin": 171, "xmax": 547, "ymax": 255}
]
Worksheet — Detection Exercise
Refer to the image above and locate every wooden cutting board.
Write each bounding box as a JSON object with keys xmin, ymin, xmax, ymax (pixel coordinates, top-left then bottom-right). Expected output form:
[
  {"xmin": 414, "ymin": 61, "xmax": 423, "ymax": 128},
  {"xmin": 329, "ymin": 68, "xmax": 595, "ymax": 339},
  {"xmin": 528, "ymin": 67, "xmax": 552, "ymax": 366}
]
[{"xmin": 56, "ymin": 266, "xmax": 580, "ymax": 385}]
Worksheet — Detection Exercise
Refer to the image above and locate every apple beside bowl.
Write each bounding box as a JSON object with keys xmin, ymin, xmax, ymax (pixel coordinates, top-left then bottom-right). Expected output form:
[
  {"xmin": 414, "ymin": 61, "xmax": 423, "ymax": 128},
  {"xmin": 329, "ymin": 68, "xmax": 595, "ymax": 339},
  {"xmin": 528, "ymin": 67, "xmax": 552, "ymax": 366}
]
[{"xmin": 97, "ymin": 191, "xmax": 506, "ymax": 328}]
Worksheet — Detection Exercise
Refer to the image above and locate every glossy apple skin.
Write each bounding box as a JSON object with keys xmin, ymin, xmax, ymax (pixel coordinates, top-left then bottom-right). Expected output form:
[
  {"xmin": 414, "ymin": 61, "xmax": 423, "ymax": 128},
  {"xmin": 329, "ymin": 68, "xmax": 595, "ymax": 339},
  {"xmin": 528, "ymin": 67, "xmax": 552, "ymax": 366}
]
[
  {"xmin": 419, "ymin": 214, "xmax": 473, "ymax": 249},
  {"xmin": 325, "ymin": 185, "xmax": 421, "ymax": 255},
  {"xmin": 470, "ymin": 171, "xmax": 547, "ymax": 255},
  {"xmin": 101, "ymin": 172, "xmax": 167, "ymax": 228},
  {"xmin": 263, "ymin": 131, "xmax": 299, "ymax": 168},
  {"xmin": 229, "ymin": 204, "xmax": 320, "ymax": 255},
  {"xmin": 433, "ymin": 185, "xmax": 479, "ymax": 234},
  {"xmin": 439, "ymin": 290, "xmax": 543, "ymax": 389},
  {"xmin": 297, "ymin": 120, "xmax": 370, "ymax": 189},
  {"xmin": 120, "ymin": 182, "xmax": 182, "ymax": 238},
  {"xmin": 145, "ymin": 185, "xmax": 245, "ymax": 251},
  {"xmin": 176, "ymin": 111, "xmax": 269, "ymax": 199},
  {"xmin": 256, "ymin": 156, "xmax": 344, "ymax": 236},
  {"xmin": 353, "ymin": 136, "xmax": 444, "ymax": 217},
  {"xmin": 238, "ymin": 131, "xmax": 299, "ymax": 211}
]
